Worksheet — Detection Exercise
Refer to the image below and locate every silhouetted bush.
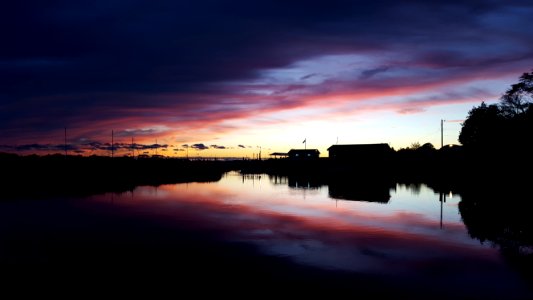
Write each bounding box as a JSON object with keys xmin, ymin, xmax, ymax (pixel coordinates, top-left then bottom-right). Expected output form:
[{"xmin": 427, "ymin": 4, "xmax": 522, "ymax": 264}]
[{"xmin": 459, "ymin": 71, "xmax": 533, "ymax": 160}]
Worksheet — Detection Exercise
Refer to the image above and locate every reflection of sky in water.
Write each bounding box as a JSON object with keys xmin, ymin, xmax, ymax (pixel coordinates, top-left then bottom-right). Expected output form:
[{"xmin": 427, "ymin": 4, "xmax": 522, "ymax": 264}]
[
  {"xmin": 95, "ymin": 173, "xmax": 488, "ymax": 269},
  {"xmin": 1, "ymin": 171, "xmax": 531, "ymax": 299},
  {"xmin": 83, "ymin": 172, "xmax": 531, "ymax": 297},
  {"xmin": 220, "ymin": 174, "xmax": 489, "ymax": 271}
]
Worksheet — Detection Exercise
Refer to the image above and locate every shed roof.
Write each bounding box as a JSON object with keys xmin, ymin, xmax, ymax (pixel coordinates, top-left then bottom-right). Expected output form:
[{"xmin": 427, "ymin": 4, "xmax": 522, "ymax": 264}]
[
  {"xmin": 288, "ymin": 149, "xmax": 320, "ymax": 154},
  {"xmin": 327, "ymin": 143, "xmax": 390, "ymax": 151}
]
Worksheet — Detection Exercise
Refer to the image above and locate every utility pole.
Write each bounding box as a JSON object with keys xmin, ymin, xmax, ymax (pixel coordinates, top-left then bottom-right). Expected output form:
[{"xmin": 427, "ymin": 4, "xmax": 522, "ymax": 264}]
[
  {"xmin": 441, "ymin": 119, "xmax": 444, "ymax": 149},
  {"xmin": 131, "ymin": 136, "xmax": 134, "ymax": 158},
  {"xmin": 64, "ymin": 127, "xmax": 67, "ymax": 157},
  {"xmin": 111, "ymin": 130, "xmax": 114, "ymax": 158}
]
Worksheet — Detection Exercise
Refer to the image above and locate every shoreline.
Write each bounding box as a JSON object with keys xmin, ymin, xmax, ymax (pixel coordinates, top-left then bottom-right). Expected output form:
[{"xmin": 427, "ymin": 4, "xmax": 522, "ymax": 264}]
[{"xmin": 1, "ymin": 151, "xmax": 529, "ymax": 199}]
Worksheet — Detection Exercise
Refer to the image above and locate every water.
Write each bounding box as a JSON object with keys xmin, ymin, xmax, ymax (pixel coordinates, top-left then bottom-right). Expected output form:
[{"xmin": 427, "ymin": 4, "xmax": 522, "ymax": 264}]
[{"xmin": 1, "ymin": 171, "xmax": 531, "ymax": 298}]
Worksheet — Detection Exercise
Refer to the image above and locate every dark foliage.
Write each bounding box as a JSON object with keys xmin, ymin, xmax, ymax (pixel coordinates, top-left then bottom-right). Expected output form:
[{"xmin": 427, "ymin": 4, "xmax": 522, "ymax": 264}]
[
  {"xmin": 459, "ymin": 71, "xmax": 533, "ymax": 157},
  {"xmin": 0, "ymin": 153, "xmax": 235, "ymax": 199}
]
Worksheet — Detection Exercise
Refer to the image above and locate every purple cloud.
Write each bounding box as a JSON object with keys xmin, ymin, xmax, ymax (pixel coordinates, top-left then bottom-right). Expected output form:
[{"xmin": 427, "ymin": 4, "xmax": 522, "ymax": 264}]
[
  {"xmin": 191, "ymin": 143, "xmax": 209, "ymax": 150},
  {"xmin": 0, "ymin": 0, "xmax": 532, "ymax": 148}
]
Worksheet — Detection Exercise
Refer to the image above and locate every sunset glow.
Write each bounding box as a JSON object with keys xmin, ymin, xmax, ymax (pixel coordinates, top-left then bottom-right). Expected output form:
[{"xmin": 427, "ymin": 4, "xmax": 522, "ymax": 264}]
[
  {"xmin": 86, "ymin": 173, "xmax": 499, "ymax": 275},
  {"xmin": 2, "ymin": 1, "xmax": 532, "ymax": 157}
]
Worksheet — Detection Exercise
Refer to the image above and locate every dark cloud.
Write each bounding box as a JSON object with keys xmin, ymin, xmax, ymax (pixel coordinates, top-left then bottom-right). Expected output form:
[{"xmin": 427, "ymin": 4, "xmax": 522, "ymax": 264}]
[
  {"xmin": 1, "ymin": 143, "xmax": 78, "ymax": 152},
  {"xmin": 82, "ymin": 141, "xmax": 168, "ymax": 151},
  {"xmin": 238, "ymin": 145, "xmax": 246, "ymax": 148},
  {"xmin": 210, "ymin": 145, "xmax": 226, "ymax": 149},
  {"xmin": 0, "ymin": 141, "xmax": 169, "ymax": 154},
  {"xmin": 191, "ymin": 143, "xmax": 209, "ymax": 150},
  {"xmin": 360, "ymin": 66, "xmax": 390, "ymax": 80},
  {"xmin": 142, "ymin": 143, "xmax": 168, "ymax": 150},
  {"xmin": 300, "ymin": 73, "xmax": 318, "ymax": 80},
  {"xmin": 115, "ymin": 128, "xmax": 168, "ymax": 137}
]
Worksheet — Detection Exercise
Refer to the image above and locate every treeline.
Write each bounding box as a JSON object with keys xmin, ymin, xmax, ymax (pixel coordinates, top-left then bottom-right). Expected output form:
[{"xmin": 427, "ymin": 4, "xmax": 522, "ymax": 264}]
[
  {"xmin": 0, "ymin": 153, "xmax": 235, "ymax": 199},
  {"xmin": 392, "ymin": 70, "xmax": 533, "ymax": 187},
  {"xmin": 459, "ymin": 70, "xmax": 533, "ymax": 157},
  {"xmin": 0, "ymin": 138, "xmax": 518, "ymax": 200},
  {"xmin": 452, "ymin": 71, "xmax": 533, "ymax": 275}
]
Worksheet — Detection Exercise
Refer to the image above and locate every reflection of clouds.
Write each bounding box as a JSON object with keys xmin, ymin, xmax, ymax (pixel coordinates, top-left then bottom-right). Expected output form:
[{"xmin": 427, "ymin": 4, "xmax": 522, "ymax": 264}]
[
  {"xmin": 235, "ymin": 213, "xmax": 496, "ymax": 273},
  {"xmin": 82, "ymin": 177, "xmax": 533, "ymax": 298},
  {"xmin": 90, "ymin": 178, "xmax": 499, "ymax": 276}
]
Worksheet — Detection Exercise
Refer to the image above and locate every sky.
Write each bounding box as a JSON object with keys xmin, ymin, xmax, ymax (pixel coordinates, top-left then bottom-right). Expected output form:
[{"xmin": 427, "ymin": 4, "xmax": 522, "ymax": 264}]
[{"xmin": 1, "ymin": 0, "xmax": 533, "ymax": 157}]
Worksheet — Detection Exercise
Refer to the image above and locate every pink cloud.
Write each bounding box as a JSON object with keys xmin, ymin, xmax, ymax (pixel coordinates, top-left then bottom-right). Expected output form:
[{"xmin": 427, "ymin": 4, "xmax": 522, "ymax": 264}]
[
  {"xmin": 85, "ymin": 182, "xmax": 498, "ymax": 278},
  {"xmin": 2, "ymin": 53, "xmax": 528, "ymax": 153}
]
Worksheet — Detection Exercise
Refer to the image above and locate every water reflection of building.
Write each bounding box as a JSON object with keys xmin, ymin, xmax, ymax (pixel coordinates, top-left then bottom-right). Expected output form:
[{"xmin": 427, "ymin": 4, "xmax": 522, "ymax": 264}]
[
  {"xmin": 269, "ymin": 175, "xmax": 288, "ymax": 185},
  {"xmin": 328, "ymin": 180, "xmax": 393, "ymax": 203},
  {"xmin": 277, "ymin": 174, "xmax": 394, "ymax": 202},
  {"xmin": 288, "ymin": 176, "xmax": 322, "ymax": 189},
  {"xmin": 269, "ymin": 175, "xmax": 322, "ymax": 189}
]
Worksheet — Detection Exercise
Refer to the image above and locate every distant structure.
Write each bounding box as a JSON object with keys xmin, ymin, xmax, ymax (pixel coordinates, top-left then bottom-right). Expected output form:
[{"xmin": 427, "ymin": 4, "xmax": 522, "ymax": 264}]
[
  {"xmin": 269, "ymin": 152, "xmax": 289, "ymax": 159},
  {"xmin": 327, "ymin": 144, "xmax": 392, "ymax": 162},
  {"xmin": 288, "ymin": 149, "xmax": 320, "ymax": 160}
]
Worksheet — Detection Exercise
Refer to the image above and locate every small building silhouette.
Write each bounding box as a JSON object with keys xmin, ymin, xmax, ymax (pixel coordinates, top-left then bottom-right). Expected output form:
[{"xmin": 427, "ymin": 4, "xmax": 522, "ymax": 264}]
[
  {"xmin": 288, "ymin": 149, "xmax": 320, "ymax": 160},
  {"xmin": 269, "ymin": 152, "xmax": 289, "ymax": 159},
  {"xmin": 328, "ymin": 143, "xmax": 392, "ymax": 162}
]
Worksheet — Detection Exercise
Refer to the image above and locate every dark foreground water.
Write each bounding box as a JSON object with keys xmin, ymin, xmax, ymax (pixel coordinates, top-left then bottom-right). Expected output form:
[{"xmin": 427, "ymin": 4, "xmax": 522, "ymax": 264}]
[{"xmin": 1, "ymin": 172, "xmax": 531, "ymax": 299}]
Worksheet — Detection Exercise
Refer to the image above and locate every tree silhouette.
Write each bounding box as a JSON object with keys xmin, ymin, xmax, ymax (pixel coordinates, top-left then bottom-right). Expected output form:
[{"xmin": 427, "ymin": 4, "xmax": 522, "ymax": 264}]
[
  {"xmin": 459, "ymin": 71, "xmax": 533, "ymax": 154},
  {"xmin": 500, "ymin": 70, "xmax": 533, "ymax": 117},
  {"xmin": 409, "ymin": 142, "xmax": 421, "ymax": 150},
  {"xmin": 419, "ymin": 142, "xmax": 435, "ymax": 151},
  {"xmin": 459, "ymin": 102, "xmax": 504, "ymax": 149}
]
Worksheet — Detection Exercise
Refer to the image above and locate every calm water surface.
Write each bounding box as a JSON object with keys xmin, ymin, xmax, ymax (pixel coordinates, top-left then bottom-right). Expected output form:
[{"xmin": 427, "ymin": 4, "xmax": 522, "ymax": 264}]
[{"xmin": 1, "ymin": 171, "xmax": 531, "ymax": 298}]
